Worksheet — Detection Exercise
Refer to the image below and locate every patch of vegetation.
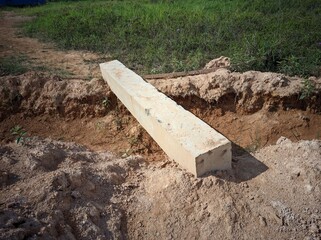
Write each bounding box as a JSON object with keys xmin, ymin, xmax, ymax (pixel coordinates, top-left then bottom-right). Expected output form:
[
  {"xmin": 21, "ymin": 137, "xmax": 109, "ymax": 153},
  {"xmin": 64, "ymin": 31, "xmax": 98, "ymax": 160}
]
[
  {"xmin": 10, "ymin": 125, "xmax": 27, "ymax": 144},
  {"xmin": 300, "ymin": 78, "xmax": 316, "ymax": 100},
  {"xmin": 19, "ymin": 0, "xmax": 321, "ymax": 76},
  {"xmin": 102, "ymin": 97, "xmax": 110, "ymax": 109},
  {"xmin": 0, "ymin": 55, "xmax": 28, "ymax": 76}
]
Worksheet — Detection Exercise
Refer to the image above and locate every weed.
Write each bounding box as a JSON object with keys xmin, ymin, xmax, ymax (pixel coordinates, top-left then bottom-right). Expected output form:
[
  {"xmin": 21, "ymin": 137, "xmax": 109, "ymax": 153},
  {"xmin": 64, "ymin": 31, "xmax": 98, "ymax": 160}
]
[
  {"xmin": 10, "ymin": 125, "xmax": 27, "ymax": 144},
  {"xmin": 300, "ymin": 79, "xmax": 315, "ymax": 100},
  {"xmin": 102, "ymin": 97, "xmax": 110, "ymax": 109}
]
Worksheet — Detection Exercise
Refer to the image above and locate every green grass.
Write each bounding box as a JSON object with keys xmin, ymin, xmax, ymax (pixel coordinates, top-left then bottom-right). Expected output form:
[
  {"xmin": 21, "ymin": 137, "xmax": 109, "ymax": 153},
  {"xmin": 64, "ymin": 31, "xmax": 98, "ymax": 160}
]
[{"xmin": 19, "ymin": 0, "xmax": 321, "ymax": 76}]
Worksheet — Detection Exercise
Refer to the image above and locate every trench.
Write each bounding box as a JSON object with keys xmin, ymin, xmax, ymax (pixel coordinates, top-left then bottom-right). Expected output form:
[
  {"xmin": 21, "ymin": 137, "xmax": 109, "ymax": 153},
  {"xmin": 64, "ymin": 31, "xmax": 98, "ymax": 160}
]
[{"xmin": 1, "ymin": 82, "xmax": 320, "ymax": 159}]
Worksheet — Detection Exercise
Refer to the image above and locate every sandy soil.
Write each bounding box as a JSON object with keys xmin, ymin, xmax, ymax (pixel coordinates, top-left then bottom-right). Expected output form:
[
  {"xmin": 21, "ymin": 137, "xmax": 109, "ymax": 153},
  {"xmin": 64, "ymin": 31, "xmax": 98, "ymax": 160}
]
[
  {"xmin": 0, "ymin": 11, "xmax": 321, "ymax": 240},
  {"xmin": 1, "ymin": 137, "xmax": 320, "ymax": 239}
]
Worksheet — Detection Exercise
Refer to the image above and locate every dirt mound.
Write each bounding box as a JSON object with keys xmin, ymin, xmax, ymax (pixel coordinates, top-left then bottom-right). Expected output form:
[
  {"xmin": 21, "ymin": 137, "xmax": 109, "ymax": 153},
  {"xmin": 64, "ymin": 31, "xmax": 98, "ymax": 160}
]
[
  {"xmin": 148, "ymin": 69, "xmax": 321, "ymax": 113},
  {"xmin": 0, "ymin": 72, "xmax": 111, "ymax": 121},
  {"xmin": 127, "ymin": 138, "xmax": 321, "ymax": 239},
  {"xmin": 0, "ymin": 137, "xmax": 320, "ymax": 239},
  {"xmin": 0, "ymin": 137, "xmax": 145, "ymax": 239}
]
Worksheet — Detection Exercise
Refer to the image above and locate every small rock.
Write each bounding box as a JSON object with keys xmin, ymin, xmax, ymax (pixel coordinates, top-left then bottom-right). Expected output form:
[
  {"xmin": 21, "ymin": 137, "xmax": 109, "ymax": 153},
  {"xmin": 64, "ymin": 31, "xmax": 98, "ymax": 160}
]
[
  {"xmin": 276, "ymin": 136, "xmax": 292, "ymax": 145},
  {"xmin": 71, "ymin": 191, "xmax": 81, "ymax": 199},
  {"xmin": 259, "ymin": 215, "xmax": 267, "ymax": 226}
]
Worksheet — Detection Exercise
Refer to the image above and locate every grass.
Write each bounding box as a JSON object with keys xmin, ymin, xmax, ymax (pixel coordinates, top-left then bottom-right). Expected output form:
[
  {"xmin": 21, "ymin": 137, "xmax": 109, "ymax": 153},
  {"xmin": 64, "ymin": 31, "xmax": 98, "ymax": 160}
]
[
  {"xmin": 18, "ymin": 0, "xmax": 321, "ymax": 76},
  {"xmin": 0, "ymin": 55, "xmax": 29, "ymax": 76}
]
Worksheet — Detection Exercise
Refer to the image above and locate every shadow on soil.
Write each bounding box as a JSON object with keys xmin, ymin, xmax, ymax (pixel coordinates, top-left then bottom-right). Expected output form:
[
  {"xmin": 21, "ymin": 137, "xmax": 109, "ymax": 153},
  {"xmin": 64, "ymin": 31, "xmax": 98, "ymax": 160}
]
[{"xmin": 203, "ymin": 142, "xmax": 268, "ymax": 183}]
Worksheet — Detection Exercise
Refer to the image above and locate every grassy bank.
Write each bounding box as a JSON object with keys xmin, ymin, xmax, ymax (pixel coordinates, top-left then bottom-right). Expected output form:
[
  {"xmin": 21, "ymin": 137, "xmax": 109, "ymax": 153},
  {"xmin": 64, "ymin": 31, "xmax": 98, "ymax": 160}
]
[{"xmin": 20, "ymin": 0, "xmax": 321, "ymax": 76}]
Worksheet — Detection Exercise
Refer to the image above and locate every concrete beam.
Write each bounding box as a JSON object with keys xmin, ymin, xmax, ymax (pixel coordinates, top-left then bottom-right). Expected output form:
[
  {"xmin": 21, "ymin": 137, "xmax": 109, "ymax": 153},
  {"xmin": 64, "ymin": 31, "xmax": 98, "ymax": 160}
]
[{"xmin": 100, "ymin": 60, "xmax": 231, "ymax": 177}]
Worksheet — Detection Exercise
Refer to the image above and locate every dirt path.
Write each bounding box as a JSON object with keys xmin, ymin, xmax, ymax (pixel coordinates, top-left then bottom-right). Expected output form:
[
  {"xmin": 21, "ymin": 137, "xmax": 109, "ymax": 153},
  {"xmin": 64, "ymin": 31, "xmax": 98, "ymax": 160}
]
[{"xmin": 0, "ymin": 11, "xmax": 109, "ymax": 79}]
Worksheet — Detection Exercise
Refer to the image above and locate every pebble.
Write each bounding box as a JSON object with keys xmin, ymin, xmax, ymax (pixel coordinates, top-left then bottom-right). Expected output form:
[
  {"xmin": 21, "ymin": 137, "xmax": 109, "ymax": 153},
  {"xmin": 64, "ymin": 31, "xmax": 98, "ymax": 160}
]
[
  {"xmin": 259, "ymin": 215, "xmax": 267, "ymax": 226},
  {"xmin": 71, "ymin": 191, "xmax": 81, "ymax": 199}
]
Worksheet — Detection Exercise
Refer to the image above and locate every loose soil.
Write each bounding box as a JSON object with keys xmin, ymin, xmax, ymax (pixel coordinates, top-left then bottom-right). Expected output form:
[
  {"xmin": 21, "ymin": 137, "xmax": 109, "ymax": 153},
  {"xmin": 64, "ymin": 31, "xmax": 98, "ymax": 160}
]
[{"xmin": 0, "ymin": 11, "xmax": 321, "ymax": 240}]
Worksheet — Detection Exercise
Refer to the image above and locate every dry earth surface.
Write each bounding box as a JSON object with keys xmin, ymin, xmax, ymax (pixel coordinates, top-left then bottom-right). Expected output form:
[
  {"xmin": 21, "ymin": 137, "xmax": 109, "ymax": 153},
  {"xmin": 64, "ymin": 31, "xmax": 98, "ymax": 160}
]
[{"xmin": 0, "ymin": 11, "xmax": 321, "ymax": 240}]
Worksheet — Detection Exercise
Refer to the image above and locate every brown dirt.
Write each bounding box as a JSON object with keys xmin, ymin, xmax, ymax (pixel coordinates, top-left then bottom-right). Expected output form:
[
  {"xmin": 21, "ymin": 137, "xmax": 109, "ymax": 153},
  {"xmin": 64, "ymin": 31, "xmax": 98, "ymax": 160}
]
[
  {"xmin": 0, "ymin": 11, "xmax": 321, "ymax": 240},
  {"xmin": 1, "ymin": 136, "xmax": 320, "ymax": 239}
]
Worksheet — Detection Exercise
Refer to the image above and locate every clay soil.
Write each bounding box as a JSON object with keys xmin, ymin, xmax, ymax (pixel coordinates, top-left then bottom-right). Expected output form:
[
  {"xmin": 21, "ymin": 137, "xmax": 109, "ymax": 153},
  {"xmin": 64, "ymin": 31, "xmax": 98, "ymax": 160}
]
[{"xmin": 1, "ymin": 11, "xmax": 321, "ymax": 240}]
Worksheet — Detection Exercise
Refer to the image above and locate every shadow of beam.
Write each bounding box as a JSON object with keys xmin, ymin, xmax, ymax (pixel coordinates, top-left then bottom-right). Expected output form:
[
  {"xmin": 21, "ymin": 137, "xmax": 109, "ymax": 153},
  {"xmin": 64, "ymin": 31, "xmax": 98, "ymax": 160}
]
[{"xmin": 203, "ymin": 142, "xmax": 268, "ymax": 183}]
